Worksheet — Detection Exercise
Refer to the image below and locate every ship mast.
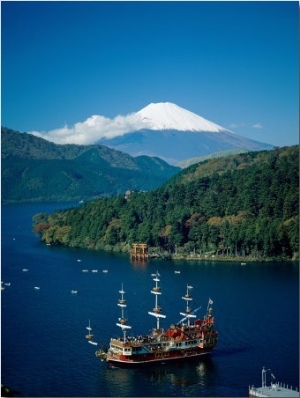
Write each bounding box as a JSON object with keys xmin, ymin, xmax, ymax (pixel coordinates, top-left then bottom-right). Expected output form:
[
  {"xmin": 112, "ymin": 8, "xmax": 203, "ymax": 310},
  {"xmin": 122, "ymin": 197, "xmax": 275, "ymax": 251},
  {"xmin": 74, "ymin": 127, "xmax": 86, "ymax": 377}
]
[
  {"xmin": 148, "ymin": 271, "xmax": 166, "ymax": 330},
  {"xmin": 180, "ymin": 284, "xmax": 196, "ymax": 326},
  {"xmin": 116, "ymin": 283, "xmax": 131, "ymax": 342}
]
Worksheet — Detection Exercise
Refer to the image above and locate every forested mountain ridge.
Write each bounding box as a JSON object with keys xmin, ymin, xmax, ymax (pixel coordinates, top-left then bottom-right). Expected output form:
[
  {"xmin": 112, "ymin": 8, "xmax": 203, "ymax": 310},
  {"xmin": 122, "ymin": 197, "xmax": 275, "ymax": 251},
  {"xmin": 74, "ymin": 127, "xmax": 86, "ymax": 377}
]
[
  {"xmin": 169, "ymin": 146, "xmax": 292, "ymax": 183},
  {"xmin": 33, "ymin": 145, "xmax": 299, "ymax": 261},
  {"xmin": 2, "ymin": 126, "xmax": 146, "ymax": 166},
  {"xmin": 1, "ymin": 127, "xmax": 179, "ymax": 202}
]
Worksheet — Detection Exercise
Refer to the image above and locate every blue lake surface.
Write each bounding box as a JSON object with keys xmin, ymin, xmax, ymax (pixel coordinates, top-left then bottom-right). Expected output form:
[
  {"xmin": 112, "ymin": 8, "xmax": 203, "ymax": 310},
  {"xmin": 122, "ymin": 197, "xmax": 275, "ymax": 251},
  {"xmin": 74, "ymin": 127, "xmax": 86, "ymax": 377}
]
[{"xmin": 1, "ymin": 203, "xmax": 299, "ymax": 397}]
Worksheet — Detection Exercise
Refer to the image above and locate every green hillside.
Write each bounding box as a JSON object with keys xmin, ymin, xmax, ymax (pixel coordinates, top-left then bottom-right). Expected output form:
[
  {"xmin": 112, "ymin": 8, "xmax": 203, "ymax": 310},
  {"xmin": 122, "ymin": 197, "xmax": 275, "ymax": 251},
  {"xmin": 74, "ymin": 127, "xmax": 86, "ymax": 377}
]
[
  {"xmin": 33, "ymin": 145, "xmax": 299, "ymax": 261},
  {"xmin": 1, "ymin": 127, "xmax": 179, "ymax": 202}
]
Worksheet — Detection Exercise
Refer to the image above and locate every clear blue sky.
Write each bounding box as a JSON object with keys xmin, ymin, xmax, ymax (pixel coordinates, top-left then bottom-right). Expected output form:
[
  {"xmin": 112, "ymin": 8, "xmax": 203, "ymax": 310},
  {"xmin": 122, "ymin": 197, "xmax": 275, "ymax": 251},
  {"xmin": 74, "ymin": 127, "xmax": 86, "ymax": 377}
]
[{"xmin": 1, "ymin": 1, "xmax": 299, "ymax": 147}]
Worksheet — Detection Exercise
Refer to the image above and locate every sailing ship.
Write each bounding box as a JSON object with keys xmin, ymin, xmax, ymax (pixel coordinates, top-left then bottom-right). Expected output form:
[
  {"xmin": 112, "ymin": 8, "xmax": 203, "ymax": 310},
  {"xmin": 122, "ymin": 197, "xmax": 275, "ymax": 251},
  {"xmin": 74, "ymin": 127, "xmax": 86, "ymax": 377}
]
[
  {"xmin": 95, "ymin": 271, "xmax": 218, "ymax": 367},
  {"xmin": 86, "ymin": 319, "xmax": 98, "ymax": 345},
  {"xmin": 85, "ymin": 319, "xmax": 94, "ymax": 340},
  {"xmin": 86, "ymin": 319, "xmax": 93, "ymax": 340}
]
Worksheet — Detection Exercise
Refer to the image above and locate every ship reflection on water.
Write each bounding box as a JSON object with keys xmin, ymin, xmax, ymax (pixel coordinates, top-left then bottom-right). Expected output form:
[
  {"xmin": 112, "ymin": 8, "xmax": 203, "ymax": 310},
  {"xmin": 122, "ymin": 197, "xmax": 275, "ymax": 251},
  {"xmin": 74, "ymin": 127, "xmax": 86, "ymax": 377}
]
[
  {"xmin": 196, "ymin": 359, "xmax": 214, "ymax": 386},
  {"xmin": 152, "ymin": 356, "xmax": 215, "ymax": 384},
  {"xmin": 100, "ymin": 356, "xmax": 217, "ymax": 397}
]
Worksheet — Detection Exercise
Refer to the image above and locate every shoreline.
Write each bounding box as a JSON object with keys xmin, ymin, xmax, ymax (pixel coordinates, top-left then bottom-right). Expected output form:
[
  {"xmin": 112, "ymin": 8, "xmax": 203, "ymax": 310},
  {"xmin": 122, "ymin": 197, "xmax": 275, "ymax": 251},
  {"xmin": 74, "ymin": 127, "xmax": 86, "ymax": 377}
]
[
  {"xmin": 150, "ymin": 253, "xmax": 298, "ymax": 263},
  {"xmin": 39, "ymin": 241, "xmax": 299, "ymax": 264},
  {"xmin": 103, "ymin": 244, "xmax": 298, "ymax": 263}
]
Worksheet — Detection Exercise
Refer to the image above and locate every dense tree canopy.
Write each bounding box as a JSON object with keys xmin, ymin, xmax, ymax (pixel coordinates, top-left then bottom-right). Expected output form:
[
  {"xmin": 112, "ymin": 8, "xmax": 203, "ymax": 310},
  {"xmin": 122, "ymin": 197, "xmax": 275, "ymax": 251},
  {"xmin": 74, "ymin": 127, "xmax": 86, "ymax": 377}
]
[{"xmin": 33, "ymin": 146, "xmax": 299, "ymax": 261}]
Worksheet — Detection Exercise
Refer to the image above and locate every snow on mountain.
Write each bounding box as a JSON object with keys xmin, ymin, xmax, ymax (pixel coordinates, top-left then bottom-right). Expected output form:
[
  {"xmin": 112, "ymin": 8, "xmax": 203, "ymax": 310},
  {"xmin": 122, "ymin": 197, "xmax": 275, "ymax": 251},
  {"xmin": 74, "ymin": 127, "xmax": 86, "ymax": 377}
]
[{"xmin": 137, "ymin": 102, "xmax": 226, "ymax": 132}]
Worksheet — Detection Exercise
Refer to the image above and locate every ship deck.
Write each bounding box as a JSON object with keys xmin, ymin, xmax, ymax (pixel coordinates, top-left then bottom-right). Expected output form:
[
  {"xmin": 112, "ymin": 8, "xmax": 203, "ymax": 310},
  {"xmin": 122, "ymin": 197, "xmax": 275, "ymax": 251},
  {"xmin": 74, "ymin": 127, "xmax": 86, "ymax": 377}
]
[{"xmin": 249, "ymin": 385, "xmax": 299, "ymax": 397}]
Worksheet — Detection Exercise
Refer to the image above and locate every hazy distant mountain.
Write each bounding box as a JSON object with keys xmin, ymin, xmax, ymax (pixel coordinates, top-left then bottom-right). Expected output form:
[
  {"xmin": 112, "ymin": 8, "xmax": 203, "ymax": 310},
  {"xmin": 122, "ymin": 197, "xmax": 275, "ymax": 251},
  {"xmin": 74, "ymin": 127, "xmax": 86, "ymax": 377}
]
[
  {"xmin": 1, "ymin": 127, "xmax": 179, "ymax": 203},
  {"xmin": 100, "ymin": 102, "xmax": 273, "ymax": 164},
  {"xmin": 176, "ymin": 148, "xmax": 249, "ymax": 168}
]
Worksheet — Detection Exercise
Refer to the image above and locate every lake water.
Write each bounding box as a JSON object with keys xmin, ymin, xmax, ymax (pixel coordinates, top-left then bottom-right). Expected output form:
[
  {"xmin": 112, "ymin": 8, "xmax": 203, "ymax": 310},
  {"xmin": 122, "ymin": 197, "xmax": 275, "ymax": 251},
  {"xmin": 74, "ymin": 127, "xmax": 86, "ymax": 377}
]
[{"xmin": 1, "ymin": 203, "xmax": 299, "ymax": 397}]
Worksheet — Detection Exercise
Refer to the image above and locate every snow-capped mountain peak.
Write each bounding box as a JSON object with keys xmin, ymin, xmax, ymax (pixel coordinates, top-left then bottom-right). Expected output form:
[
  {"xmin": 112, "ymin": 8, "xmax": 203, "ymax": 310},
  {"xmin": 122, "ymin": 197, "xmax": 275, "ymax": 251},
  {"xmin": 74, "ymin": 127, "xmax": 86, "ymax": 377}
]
[
  {"xmin": 136, "ymin": 102, "xmax": 225, "ymax": 132},
  {"xmin": 30, "ymin": 102, "xmax": 229, "ymax": 146},
  {"xmin": 29, "ymin": 101, "xmax": 272, "ymax": 165}
]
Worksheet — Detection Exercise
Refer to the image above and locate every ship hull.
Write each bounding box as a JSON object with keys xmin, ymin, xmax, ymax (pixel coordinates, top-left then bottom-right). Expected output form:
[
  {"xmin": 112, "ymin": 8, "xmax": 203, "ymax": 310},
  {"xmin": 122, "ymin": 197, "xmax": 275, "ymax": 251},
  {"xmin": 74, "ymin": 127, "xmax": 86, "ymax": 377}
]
[{"xmin": 106, "ymin": 348, "xmax": 213, "ymax": 368}]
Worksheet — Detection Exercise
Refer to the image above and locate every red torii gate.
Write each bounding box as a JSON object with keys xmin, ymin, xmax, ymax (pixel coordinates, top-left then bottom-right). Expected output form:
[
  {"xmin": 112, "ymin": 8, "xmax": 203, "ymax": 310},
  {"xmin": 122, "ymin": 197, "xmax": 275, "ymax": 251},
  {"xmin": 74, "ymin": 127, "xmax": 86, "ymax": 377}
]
[{"xmin": 131, "ymin": 243, "xmax": 149, "ymax": 261}]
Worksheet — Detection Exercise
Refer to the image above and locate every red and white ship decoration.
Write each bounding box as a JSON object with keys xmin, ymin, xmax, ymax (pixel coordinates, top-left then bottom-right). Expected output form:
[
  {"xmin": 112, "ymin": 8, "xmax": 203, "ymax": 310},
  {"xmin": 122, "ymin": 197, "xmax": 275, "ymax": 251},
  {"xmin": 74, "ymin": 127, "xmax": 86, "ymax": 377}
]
[{"xmin": 95, "ymin": 271, "xmax": 218, "ymax": 367}]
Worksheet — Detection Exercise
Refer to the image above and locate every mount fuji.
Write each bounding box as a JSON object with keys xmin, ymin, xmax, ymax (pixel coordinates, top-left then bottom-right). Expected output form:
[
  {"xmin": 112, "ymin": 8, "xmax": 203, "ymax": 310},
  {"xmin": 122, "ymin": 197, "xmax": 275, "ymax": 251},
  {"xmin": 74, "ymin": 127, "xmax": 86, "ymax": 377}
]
[{"xmin": 99, "ymin": 102, "xmax": 273, "ymax": 165}]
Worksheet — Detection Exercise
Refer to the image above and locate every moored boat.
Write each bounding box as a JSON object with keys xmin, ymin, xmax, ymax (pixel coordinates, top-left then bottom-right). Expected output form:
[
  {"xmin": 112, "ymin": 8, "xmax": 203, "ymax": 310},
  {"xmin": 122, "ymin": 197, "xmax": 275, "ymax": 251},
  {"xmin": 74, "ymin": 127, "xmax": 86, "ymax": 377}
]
[
  {"xmin": 95, "ymin": 271, "xmax": 218, "ymax": 367},
  {"xmin": 88, "ymin": 340, "xmax": 98, "ymax": 346}
]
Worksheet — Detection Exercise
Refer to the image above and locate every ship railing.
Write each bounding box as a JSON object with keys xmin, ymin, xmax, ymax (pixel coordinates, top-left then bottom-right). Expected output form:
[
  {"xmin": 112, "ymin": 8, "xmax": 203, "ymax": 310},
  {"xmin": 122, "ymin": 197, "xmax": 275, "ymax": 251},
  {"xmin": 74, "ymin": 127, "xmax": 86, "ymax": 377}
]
[
  {"xmin": 149, "ymin": 344, "xmax": 167, "ymax": 353},
  {"xmin": 129, "ymin": 340, "xmax": 145, "ymax": 347},
  {"xmin": 249, "ymin": 384, "xmax": 299, "ymax": 395},
  {"xmin": 111, "ymin": 333, "xmax": 178, "ymax": 346}
]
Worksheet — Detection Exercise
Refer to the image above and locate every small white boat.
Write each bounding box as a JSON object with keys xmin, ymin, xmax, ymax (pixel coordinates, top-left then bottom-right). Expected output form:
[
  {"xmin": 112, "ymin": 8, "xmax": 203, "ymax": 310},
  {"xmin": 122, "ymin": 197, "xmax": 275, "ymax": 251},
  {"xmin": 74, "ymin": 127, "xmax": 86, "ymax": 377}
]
[
  {"xmin": 174, "ymin": 271, "xmax": 181, "ymax": 274},
  {"xmin": 77, "ymin": 259, "xmax": 82, "ymax": 262},
  {"xmin": 34, "ymin": 286, "xmax": 40, "ymax": 290},
  {"xmin": 92, "ymin": 269, "xmax": 98, "ymax": 273},
  {"xmin": 71, "ymin": 290, "xmax": 78, "ymax": 294},
  {"xmin": 4, "ymin": 283, "xmax": 11, "ymax": 286},
  {"xmin": 88, "ymin": 340, "xmax": 98, "ymax": 346},
  {"xmin": 82, "ymin": 269, "xmax": 89, "ymax": 273},
  {"xmin": 102, "ymin": 270, "xmax": 108, "ymax": 273},
  {"xmin": 22, "ymin": 268, "xmax": 29, "ymax": 272}
]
